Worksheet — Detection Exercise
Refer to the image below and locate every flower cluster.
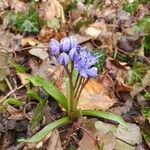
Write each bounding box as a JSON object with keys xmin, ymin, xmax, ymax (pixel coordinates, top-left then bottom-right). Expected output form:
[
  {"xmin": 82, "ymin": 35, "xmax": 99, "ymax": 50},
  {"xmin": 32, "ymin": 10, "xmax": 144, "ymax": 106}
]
[{"xmin": 49, "ymin": 36, "xmax": 98, "ymax": 78}]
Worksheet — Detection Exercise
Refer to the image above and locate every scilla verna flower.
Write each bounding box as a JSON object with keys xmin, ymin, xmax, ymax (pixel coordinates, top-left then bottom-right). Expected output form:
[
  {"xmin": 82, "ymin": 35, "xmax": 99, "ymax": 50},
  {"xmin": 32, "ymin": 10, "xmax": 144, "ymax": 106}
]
[
  {"xmin": 58, "ymin": 52, "xmax": 70, "ymax": 66},
  {"xmin": 49, "ymin": 39, "xmax": 60, "ymax": 56},
  {"xmin": 74, "ymin": 50, "xmax": 98, "ymax": 78},
  {"xmin": 49, "ymin": 36, "xmax": 98, "ymax": 77}
]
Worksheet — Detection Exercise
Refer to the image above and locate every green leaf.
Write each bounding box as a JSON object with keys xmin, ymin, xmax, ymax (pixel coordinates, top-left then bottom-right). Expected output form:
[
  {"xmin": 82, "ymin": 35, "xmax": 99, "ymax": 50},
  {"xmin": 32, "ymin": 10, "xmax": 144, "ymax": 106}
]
[
  {"xmin": 27, "ymin": 90, "xmax": 47, "ymax": 128},
  {"xmin": 143, "ymin": 35, "xmax": 150, "ymax": 49},
  {"xmin": 27, "ymin": 90, "xmax": 44, "ymax": 103},
  {"xmin": 142, "ymin": 108, "xmax": 150, "ymax": 119},
  {"xmin": 135, "ymin": 15, "xmax": 150, "ymax": 33},
  {"xmin": 28, "ymin": 76, "xmax": 67, "ymax": 110},
  {"xmin": 15, "ymin": 8, "xmax": 39, "ymax": 33},
  {"xmin": 18, "ymin": 117, "xmax": 69, "ymax": 143},
  {"xmin": 94, "ymin": 49, "xmax": 106, "ymax": 72},
  {"xmin": 47, "ymin": 17, "xmax": 60, "ymax": 30},
  {"xmin": 13, "ymin": 63, "xmax": 27, "ymax": 73},
  {"xmin": 144, "ymin": 93, "xmax": 150, "ymax": 100},
  {"xmin": 30, "ymin": 100, "xmax": 47, "ymax": 129},
  {"xmin": 123, "ymin": 0, "xmax": 139, "ymax": 13},
  {"xmin": 114, "ymin": 52, "xmax": 130, "ymax": 62},
  {"xmin": 124, "ymin": 62, "xmax": 150, "ymax": 85},
  {"xmin": 81, "ymin": 109, "xmax": 126, "ymax": 126},
  {"xmin": 4, "ymin": 97, "xmax": 22, "ymax": 107}
]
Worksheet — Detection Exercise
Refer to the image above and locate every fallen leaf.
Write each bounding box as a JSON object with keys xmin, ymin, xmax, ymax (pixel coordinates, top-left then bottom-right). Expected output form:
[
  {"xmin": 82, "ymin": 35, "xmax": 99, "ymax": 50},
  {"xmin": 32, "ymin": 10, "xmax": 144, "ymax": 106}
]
[
  {"xmin": 98, "ymin": 132, "xmax": 116, "ymax": 150},
  {"xmin": 84, "ymin": 21, "xmax": 107, "ymax": 39},
  {"xmin": 78, "ymin": 78, "xmax": 117, "ymax": 111},
  {"xmin": 29, "ymin": 47, "xmax": 49, "ymax": 60},
  {"xmin": 4, "ymin": 0, "xmax": 29, "ymax": 13},
  {"xmin": 131, "ymin": 70, "xmax": 150, "ymax": 98},
  {"xmin": 38, "ymin": 25, "xmax": 68, "ymax": 42},
  {"xmin": 95, "ymin": 121, "xmax": 142, "ymax": 145},
  {"xmin": 78, "ymin": 129, "xmax": 99, "ymax": 150},
  {"xmin": 115, "ymin": 140, "xmax": 135, "ymax": 150},
  {"xmin": 21, "ymin": 37, "xmax": 40, "ymax": 46},
  {"xmin": 105, "ymin": 57, "xmax": 132, "ymax": 92},
  {"xmin": 7, "ymin": 105, "xmax": 25, "ymax": 120},
  {"xmin": 47, "ymin": 129, "xmax": 63, "ymax": 150},
  {"xmin": 17, "ymin": 73, "xmax": 30, "ymax": 85},
  {"xmin": 38, "ymin": 0, "xmax": 65, "ymax": 23},
  {"xmin": 0, "ymin": 50, "xmax": 11, "ymax": 81}
]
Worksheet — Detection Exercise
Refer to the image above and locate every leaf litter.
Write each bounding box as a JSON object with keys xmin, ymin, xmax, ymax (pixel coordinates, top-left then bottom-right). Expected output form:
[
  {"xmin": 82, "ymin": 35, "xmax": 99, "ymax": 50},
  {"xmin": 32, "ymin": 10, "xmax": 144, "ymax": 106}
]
[{"xmin": 0, "ymin": 0, "xmax": 150, "ymax": 149}]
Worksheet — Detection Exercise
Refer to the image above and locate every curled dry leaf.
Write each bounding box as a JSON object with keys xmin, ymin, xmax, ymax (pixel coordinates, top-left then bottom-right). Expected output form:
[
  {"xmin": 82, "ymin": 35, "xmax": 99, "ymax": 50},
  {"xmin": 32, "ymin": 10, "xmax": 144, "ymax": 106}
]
[
  {"xmin": 7, "ymin": 105, "xmax": 25, "ymax": 120},
  {"xmin": 105, "ymin": 57, "xmax": 132, "ymax": 92},
  {"xmin": 38, "ymin": 25, "xmax": 68, "ymax": 42},
  {"xmin": 38, "ymin": 0, "xmax": 65, "ymax": 23}
]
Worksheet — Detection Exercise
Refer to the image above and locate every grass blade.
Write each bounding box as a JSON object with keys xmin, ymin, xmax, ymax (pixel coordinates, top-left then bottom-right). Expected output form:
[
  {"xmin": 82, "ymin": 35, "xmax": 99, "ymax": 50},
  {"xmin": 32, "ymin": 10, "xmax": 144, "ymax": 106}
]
[
  {"xmin": 28, "ymin": 76, "xmax": 67, "ymax": 110},
  {"xmin": 18, "ymin": 117, "xmax": 69, "ymax": 143},
  {"xmin": 81, "ymin": 109, "xmax": 126, "ymax": 126}
]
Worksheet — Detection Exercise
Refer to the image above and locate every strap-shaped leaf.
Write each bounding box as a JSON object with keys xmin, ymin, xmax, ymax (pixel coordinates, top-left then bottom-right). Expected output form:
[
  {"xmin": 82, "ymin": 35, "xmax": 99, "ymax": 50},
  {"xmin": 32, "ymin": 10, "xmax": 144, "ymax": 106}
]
[
  {"xmin": 18, "ymin": 117, "xmax": 69, "ymax": 143},
  {"xmin": 28, "ymin": 76, "xmax": 67, "ymax": 110},
  {"xmin": 81, "ymin": 109, "xmax": 126, "ymax": 126}
]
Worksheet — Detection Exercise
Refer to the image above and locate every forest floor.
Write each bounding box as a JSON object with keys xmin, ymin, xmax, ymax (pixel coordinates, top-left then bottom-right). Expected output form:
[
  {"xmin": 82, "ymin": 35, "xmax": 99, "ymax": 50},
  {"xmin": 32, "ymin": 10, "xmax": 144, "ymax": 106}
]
[{"xmin": 0, "ymin": 0, "xmax": 150, "ymax": 150}]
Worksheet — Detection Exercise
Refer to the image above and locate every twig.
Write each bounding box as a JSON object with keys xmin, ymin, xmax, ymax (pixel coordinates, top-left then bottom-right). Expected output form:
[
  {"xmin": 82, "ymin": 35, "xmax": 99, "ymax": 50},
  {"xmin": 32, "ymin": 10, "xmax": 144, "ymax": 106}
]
[
  {"xmin": 5, "ymin": 78, "xmax": 17, "ymax": 99},
  {"xmin": 0, "ymin": 84, "xmax": 25, "ymax": 103},
  {"xmin": 14, "ymin": 46, "xmax": 47, "ymax": 52}
]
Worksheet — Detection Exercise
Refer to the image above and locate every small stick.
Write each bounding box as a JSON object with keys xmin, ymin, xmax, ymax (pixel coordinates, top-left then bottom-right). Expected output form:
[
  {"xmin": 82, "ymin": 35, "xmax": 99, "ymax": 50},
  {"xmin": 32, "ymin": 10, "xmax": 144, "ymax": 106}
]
[
  {"xmin": 5, "ymin": 78, "xmax": 17, "ymax": 99},
  {"xmin": 0, "ymin": 84, "xmax": 25, "ymax": 103}
]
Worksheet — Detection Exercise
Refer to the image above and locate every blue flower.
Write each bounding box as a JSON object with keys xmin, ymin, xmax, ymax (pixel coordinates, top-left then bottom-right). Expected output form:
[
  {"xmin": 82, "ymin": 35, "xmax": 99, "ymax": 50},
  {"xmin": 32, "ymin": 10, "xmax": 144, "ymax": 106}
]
[
  {"xmin": 74, "ymin": 50, "xmax": 98, "ymax": 78},
  {"xmin": 58, "ymin": 52, "xmax": 70, "ymax": 66},
  {"xmin": 60, "ymin": 37, "xmax": 71, "ymax": 52},
  {"xmin": 69, "ymin": 36, "xmax": 77, "ymax": 49},
  {"xmin": 49, "ymin": 39, "xmax": 60, "ymax": 56}
]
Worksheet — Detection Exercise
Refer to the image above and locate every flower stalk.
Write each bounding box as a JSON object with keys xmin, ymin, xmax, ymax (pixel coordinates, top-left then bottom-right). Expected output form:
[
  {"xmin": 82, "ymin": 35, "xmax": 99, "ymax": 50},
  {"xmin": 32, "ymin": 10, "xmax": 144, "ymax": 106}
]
[{"xmin": 49, "ymin": 36, "xmax": 98, "ymax": 120}]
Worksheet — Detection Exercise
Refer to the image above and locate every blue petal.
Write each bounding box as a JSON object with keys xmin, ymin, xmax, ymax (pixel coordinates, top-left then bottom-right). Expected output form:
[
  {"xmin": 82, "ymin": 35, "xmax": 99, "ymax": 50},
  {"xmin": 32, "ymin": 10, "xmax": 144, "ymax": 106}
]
[
  {"xmin": 86, "ymin": 67, "xmax": 98, "ymax": 77},
  {"xmin": 69, "ymin": 47, "xmax": 77, "ymax": 60},
  {"xmin": 58, "ymin": 52, "xmax": 70, "ymax": 66},
  {"xmin": 80, "ymin": 69, "xmax": 88, "ymax": 78},
  {"xmin": 49, "ymin": 38, "xmax": 60, "ymax": 56},
  {"xmin": 69, "ymin": 36, "xmax": 77, "ymax": 49},
  {"xmin": 60, "ymin": 37, "xmax": 70, "ymax": 52}
]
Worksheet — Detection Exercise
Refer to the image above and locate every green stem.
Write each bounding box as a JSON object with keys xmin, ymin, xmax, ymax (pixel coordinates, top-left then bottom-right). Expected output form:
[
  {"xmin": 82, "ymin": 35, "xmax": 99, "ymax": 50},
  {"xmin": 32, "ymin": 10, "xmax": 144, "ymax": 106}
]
[
  {"xmin": 74, "ymin": 76, "xmax": 83, "ymax": 98},
  {"xmin": 73, "ymin": 72, "xmax": 80, "ymax": 90},
  {"xmin": 76, "ymin": 77, "xmax": 90, "ymax": 103},
  {"xmin": 65, "ymin": 64, "xmax": 75, "ymax": 120}
]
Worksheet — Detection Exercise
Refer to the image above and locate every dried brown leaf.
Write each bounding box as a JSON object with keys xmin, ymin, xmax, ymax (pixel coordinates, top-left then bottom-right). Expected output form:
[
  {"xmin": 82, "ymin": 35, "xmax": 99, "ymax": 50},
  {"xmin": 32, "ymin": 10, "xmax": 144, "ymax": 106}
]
[
  {"xmin": 21, "ymin": 37, "xmax": 40, "ymax": 46},
  {"xmin": 38, "ymin": 0, "xmax": 65, "ymax": 23},
  {"xmin": 78, "ymin": 78, "xmax": 117, "ymax": 111},
  {"xmin": 47, "ymin": 129, "xmax": 63, "ymax": 150},
  {"xmin": 7, "ymin": 105, "xmax": 25, "ymax": 120},
  {"xmin": 78, "ymin": 129, "xmax": 99, "ymax": 150}
]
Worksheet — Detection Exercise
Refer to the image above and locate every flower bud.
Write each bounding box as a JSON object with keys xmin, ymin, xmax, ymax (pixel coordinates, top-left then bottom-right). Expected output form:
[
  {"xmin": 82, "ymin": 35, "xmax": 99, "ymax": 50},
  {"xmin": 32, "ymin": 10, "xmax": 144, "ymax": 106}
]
[
  {"xmin": 60, "ymin": 37, "xmax": 70, "ymax": 52},
  {"xmin": 69, "ymin": 47, "xmax": 77, "ymax": 60},
  {"xmin": 58, "ymin": 52, "xmax": 70, "ymax": 66},
  {"xmin": 69, "ymin": 36, "xmax": 77, "ymax": 49},
  {"xmin": 49, "ymin": 39, "xmax": 60, "ymax": 56}
]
